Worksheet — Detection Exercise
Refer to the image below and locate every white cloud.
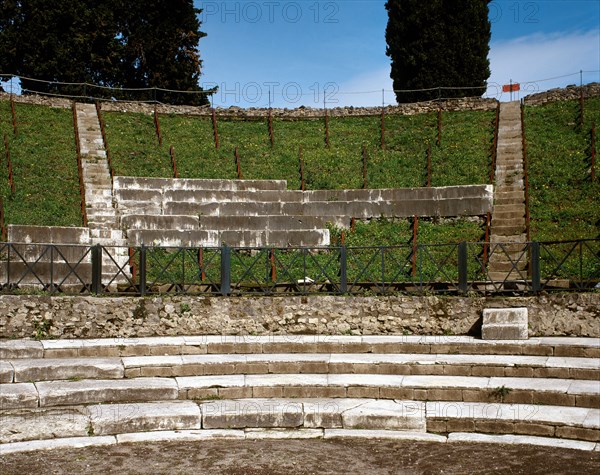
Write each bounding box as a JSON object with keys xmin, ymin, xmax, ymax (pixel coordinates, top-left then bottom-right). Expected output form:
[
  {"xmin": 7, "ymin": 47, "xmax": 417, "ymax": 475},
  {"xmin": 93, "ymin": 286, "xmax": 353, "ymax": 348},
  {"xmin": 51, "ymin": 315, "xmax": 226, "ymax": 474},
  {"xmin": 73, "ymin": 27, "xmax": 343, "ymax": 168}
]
[
  {"xmin": 487, "ymin": 30, "xmax": 600, "ymax": 100},
  {"xmin": 335, "ymin": 29, "xmax": 600, "ymax": 106}
]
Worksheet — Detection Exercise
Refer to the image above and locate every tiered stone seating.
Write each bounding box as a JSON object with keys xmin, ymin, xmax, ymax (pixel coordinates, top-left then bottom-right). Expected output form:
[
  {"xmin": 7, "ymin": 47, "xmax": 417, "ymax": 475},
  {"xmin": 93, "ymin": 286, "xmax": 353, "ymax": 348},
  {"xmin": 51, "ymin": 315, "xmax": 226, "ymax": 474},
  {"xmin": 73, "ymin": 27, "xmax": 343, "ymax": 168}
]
[
  {"xmin": 113, "ymin": 176, "xmax": 493, "ymax": 248},
  {"xmin": 1, "ymin": 335, "xmax": 598, "ymax": 453}
]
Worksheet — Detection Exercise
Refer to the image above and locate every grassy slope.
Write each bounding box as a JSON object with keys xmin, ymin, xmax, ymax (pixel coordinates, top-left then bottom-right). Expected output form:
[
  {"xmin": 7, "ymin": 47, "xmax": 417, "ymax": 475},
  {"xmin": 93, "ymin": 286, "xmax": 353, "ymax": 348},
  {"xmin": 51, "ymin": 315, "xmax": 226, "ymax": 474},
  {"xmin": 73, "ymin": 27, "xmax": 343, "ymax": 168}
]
[
  {"xmin": 105, "ymin": 109, "xmax": 494, "ymax": 190},
  {"xmin": 525, "ymin": 97, "xmax": 600, "ymax": 241},
  {"xmin": 0, "ymin": 101, "xmax": 81, "ymax": 227},
  {"xmin": 1, "ymin": 97, "xmax": 597, "ymax": 247}
]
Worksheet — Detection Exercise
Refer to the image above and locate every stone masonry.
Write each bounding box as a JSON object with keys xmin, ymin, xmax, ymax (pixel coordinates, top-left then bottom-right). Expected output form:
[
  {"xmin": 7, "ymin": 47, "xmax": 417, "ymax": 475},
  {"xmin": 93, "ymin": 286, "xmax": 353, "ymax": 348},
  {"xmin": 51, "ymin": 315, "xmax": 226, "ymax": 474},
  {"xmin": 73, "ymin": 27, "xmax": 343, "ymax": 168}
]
[{"xmin": 0, "ymin": 293, "xmax": 597, "ymax": 340}]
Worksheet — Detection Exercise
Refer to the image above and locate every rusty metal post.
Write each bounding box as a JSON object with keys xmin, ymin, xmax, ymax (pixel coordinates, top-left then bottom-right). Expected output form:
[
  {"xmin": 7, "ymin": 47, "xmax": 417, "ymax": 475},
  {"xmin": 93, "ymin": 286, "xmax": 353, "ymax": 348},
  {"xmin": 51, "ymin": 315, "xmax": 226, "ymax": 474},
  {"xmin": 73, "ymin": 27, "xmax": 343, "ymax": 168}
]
[
  {"xmin": 324, "ymin": 109, "xmax": 330, "ymax": 148},
  {"xmin": 154, "ymin": 106, "xmax": 163, "ymax": 146},
  {"xmin": 426, "ymin": 143, "xmax": 432, "ymax": 187},
  {"xmin": 169, "ymin": 145, "xmax": 179, "ymax": 178},
  {"xmin": 411, "ymin": 216, "xmax": 419, "ymax": 277},
  {"xmin": 299, "ymin": 145, "xmax": 305, "ymax": 191},
  {"xmin": 436, "ymin": 108, "xmax": 442, "ymax": 146},
  {"xmin": 483, "ymin": 211, "xmax": 491, "ymax": 266},
  {"xmin": 362, "ymin": 145, "xmax": 368, "ymax": 189},
  {"xmin": 591, "ymin": 122, "xmax": 596, "ymax": 183},
  {"xmin": 4, "ymin": 134, "xmax": 15, "ymax": 194},
  {"xmin": 235, "ymin": 147, "xmax": 243, "ymax": 179},
  {"xmin": 211, "ymin": 108, "xmax": 220, "ymax": 150},
  {"xmin": 380, "ymin": 106, "xmax": 386, "ymax": 150},
  {"xmin": 270, "ymin": 248, "xmax": 277, "ymax": 282},
  {"xmin": 268, "ymin": 108, "xmax": 274, "ymax": 148},
  {"xmin": 198, "ymin": 248, "xmax": 206, "ymax": 282},
  {"xmin": 10, "ymin": 94, "xmax": 17, "ymax": 135},
  {"xmin": 0, "ymin": 197, "xmax": 5, "ymax": 241},
  {"xmin": 579, "ymin": 89, "xmax": 585, "ymax": 129},
  {"xmin": 350, "ymin": 217, "xmax": 356, "ymax": 232},
  {"xmin": 128, "ymin": 247, "xmax": 137, "ymax": 283}
]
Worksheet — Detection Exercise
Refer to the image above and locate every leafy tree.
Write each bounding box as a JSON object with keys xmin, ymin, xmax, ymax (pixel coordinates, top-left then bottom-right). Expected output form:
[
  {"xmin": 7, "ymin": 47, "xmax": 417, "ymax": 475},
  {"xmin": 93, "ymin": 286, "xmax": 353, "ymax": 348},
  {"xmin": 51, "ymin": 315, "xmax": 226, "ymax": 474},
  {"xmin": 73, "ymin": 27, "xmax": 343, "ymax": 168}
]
[
  {"xmin": 112, "ymin": 0, "xmax": 208, "ymax": 105},
  {"xmin": 0, "ymin": 0, "xmax": 209, "ymax": 105},
  {"xmin": 385, "ymin": 0, "xmax": 491, "ymax": 103}
]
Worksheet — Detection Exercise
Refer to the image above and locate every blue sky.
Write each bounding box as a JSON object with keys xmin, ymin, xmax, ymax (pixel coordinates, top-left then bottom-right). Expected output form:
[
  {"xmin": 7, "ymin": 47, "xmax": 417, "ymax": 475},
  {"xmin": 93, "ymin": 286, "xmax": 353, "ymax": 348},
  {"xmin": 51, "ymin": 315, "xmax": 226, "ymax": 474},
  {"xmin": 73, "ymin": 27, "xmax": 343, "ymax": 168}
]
[{"xmin": 196, "ymin": 0, "xmax": 600, "ymax": 107}]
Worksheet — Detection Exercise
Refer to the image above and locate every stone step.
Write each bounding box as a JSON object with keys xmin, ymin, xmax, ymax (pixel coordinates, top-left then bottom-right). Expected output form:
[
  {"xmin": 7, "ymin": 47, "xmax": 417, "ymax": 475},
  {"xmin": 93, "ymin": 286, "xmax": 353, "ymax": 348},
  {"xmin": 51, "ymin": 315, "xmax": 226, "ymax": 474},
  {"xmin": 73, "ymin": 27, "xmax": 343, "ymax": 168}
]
[
  {"xmin": 121, "ymin": 215, "xmax": 200, "ymax": 232},
  {"xmin": 487, "ymin": 270, "xmax": 529, "ymax": 282},
  {"xmin": 3, "ymin": 336, "xmax": 598, "ymax": 360},
  {"xmin": 8, "ymin": 358, "xmax": 123, "ymax": 383},
  {"xmin": 3, "ymin": 353, "xmax": 598, "ymax": 383},
  {"xmin": 114, "ymin": 176, "xmax": 288, "ymax": 192},
  {"xmin": 171, "ymin": 374, "xmax": 600, "ymax": 407},
  {"xmin": 0, "ymin": 401, "xmax": 201, "ymax": 444},
  {"xmin": 1, "ymin": 410, "xmax": 597, "ymax": 452},
  {"xmin": 126, "ymin": 228, "xmax": 331, "ymax": 248},
  {"xmin": 493, "ymin": 211, "xmax": 525, "ymax": 221},
  {"xmin": 196, "ymin": 215, "xmax": 348, "ymax": 231},
  {"xmin": 2, "ymin": 374, "xmax": 598, "ymax": 412},
  {"xmin": 487, "ymin": 260, "xmax": 528, "ymax": 272},
  {"xmin": 32, "ymin": 378, "xmax": 179, "ymax": 407},
  {"xmin": 491, "ymin": 224, "xmax": 526, "ymax": 236}
]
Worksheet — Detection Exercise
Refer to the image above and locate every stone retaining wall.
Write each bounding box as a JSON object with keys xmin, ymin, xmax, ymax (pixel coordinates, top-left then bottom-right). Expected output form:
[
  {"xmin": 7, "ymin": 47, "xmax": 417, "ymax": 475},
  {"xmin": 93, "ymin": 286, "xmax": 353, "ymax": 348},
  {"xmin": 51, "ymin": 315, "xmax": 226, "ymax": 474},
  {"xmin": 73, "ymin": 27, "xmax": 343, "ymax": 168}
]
[
  {"xmin": 0, "ymin": 293, "xmax": 597, "ymax": 340},
  {"xmin": 2, "ymin": 83, "xmax": 598, "ymax": 118}
]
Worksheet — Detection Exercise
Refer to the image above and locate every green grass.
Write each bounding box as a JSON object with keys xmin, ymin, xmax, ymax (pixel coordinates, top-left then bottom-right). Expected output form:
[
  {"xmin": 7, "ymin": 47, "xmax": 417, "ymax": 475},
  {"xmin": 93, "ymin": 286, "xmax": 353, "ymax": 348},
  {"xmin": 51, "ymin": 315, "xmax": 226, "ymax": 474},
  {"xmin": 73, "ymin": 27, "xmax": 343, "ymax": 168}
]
[
  {"xmin": 0, "ymin": 102, "xmax": 81, "ymax": 227},
  {"xmin": 1, "ymin": 96, "xmax": 598, "ymax": 250},
  {"xmin": 106, "ymin": 109, "xmax": 494, "ymax": 190},
  {"xmin": 525, "ymin": 97, "xmax": 600, "ymax": 241}
]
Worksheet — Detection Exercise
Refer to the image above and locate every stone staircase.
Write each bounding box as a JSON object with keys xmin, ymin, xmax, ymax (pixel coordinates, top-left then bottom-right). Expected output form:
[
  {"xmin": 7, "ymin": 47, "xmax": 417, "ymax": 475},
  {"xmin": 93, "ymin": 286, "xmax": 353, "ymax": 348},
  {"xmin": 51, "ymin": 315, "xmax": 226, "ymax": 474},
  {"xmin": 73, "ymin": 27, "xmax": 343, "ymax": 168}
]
[
  {"xmin": 1, "ymin": 335, "xmax": 598, "ymax": 453},
  {"xmin": 489, "ymin": 101, "xmax": 528, "ymax": 283},
  {"xmin": 75, "ymin": 103, "xmax": 129, "ymax": 282}
]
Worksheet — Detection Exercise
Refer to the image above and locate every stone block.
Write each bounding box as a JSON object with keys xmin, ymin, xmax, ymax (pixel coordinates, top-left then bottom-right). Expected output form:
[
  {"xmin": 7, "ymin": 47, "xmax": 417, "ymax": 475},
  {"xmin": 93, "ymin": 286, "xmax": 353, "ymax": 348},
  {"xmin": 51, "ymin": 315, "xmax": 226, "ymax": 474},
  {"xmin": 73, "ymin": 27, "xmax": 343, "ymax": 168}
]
[
  {"xmin": 36, "ymin": 378, "xmax": 178, "ymax": 407},
  {"xmin": 482, "ymin": 323, "xmax": 528, "ymax": 340},
  {"xmin": 87, "ymin": 401, "xmax": 201, "ymax": 435},
  {"xmin": 303, "ymin": 399, "xmax": 368, "ymax": 429},
  {"xmin": 0, "ymin": 383, "xmax": 38, "ymax": 409},
  {"xmin": 341, "ymin": 400, "xmax": 425, "ymax": 431},
  {"xmin": 0, "ymin": 361, "xmax": 14, "ymax": 383},
  {"xmin": 11, "ymin": 358, "xmax": 124, "ymax": 383},
  {"xmin": 201, "ymin": 399, "xmax": 303, "ymax": 429},
  {"xmin": 0, "ymin": 407, "xmax": 90, "ymax": 443}
]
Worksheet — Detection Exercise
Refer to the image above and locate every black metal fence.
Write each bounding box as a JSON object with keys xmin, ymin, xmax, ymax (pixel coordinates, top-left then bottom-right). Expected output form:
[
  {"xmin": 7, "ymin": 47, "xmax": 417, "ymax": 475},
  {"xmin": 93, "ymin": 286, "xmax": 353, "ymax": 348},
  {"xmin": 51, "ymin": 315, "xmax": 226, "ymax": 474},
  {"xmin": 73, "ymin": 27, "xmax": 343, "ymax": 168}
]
[{"xmin": 0, "ymin": 239, "xmax": 598, "ymax": 296}]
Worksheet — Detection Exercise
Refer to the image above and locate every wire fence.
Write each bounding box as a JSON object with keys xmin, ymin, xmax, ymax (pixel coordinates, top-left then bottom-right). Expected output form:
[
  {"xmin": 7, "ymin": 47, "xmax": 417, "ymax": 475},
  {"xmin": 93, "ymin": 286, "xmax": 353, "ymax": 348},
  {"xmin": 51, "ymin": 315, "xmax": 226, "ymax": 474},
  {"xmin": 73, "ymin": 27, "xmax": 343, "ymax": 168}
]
[
  {"xmin": 0, "ymin": 239, "xmax": 597, "ymax": 296},
  {"xmin": 1, "ymin": 70, "xmax": 599, "ymax": 108}
]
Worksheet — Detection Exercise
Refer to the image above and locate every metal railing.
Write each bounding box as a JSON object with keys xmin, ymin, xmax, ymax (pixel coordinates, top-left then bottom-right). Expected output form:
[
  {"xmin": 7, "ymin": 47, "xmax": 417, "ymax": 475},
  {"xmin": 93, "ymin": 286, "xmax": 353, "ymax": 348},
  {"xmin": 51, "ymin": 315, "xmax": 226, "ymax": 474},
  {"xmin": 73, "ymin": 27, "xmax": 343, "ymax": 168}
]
[{"xmin": 0, "ymin": 240, "xmax": 597, "ymax": 296}]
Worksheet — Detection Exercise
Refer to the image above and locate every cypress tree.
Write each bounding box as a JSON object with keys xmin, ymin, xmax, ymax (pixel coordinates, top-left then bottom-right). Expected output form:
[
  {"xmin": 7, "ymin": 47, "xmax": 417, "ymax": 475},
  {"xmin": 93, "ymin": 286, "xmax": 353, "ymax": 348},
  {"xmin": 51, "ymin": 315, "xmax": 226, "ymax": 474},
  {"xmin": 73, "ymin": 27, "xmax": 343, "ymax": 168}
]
[{"xmin": 385, "ymin": 0, "xmax": 491, "ymax": 103}]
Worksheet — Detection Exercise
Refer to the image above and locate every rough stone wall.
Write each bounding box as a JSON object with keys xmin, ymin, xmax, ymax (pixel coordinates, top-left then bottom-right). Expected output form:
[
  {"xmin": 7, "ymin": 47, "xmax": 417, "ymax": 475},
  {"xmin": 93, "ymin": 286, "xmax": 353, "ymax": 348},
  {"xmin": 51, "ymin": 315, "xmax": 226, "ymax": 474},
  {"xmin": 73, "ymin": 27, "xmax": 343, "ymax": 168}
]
[
  {"xmin": 0, "ymin": 293, "xmax": 597, "ymax": 340},
  {"xmin": 0, "ymin": 92, "xmax": 497, "ymax": 117},
  {"xmin": 524, "ymin": 82, "xmax": 600, "ymax": 106},
  {"xmin": 2, "ymin": 83, "xmax": 598, "ymax": 118}
]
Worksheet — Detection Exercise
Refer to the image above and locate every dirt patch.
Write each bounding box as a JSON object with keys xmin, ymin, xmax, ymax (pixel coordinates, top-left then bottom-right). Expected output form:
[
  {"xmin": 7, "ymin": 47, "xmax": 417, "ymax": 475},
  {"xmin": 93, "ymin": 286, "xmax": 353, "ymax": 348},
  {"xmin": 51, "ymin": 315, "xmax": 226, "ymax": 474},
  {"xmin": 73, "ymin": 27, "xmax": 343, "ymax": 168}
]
[{"xmin": 1, "ymin": 438, "xmax": 599, "ymax": 474}]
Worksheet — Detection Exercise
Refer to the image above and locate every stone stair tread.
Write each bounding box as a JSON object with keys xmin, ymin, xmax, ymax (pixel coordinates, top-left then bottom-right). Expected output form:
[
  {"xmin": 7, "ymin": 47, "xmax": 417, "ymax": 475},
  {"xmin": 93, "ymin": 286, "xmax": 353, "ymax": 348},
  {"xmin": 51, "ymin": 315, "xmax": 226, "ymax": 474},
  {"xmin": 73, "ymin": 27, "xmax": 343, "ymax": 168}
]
[
  {"xmin": 8, "ymin": 358, "xmax": 123, "ymax": 382},
  {"xmin": 4, "ymin": 335, "xmax": 593, "ymax": 357},
  {"xmin": 35, "ymin": 378, "xmax": 179, "ymax": 407}
]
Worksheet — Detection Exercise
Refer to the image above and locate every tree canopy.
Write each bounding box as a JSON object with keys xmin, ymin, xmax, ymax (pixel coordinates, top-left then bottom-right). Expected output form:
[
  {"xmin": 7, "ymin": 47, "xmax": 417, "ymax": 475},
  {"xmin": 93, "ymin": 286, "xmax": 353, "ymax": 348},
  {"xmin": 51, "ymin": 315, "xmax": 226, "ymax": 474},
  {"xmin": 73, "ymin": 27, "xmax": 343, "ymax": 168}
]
[
  {"xmin": 385, "ymin": 0, "xmax": 491, "ymax": 103},
  {"xmin": 0, "ymin": 0, "xmax": 209, "ymax": 105}
]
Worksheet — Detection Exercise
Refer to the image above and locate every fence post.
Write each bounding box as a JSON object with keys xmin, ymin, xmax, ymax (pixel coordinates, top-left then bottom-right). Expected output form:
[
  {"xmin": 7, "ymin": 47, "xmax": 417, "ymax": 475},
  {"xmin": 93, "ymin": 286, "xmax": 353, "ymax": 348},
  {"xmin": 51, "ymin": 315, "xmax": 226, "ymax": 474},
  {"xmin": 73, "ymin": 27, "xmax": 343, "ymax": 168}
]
[
  {"xmin": 591, "ymin": 122, "xmax": 596, "ymax": 182},
  {"xmin": 531, "ymin": 241, "xmax": 541, "ymax": 294},
  {"xmin": 221, "ymin": 244, "xmax": 231, "ymax": 296},
  {"xmin": 91, "ymin": 244, "xmax": 102, "ymax": 294},
  {"xmin": 339, "ymin": 246, "xmax": 347, "ymax": 294},
  {"xmin": 139, "ymin": 245, "xmax": 146, "ymax": 297},
  {"xmin": 458, "ymin": 241, "xmax": 468, "ymax": 294}
]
